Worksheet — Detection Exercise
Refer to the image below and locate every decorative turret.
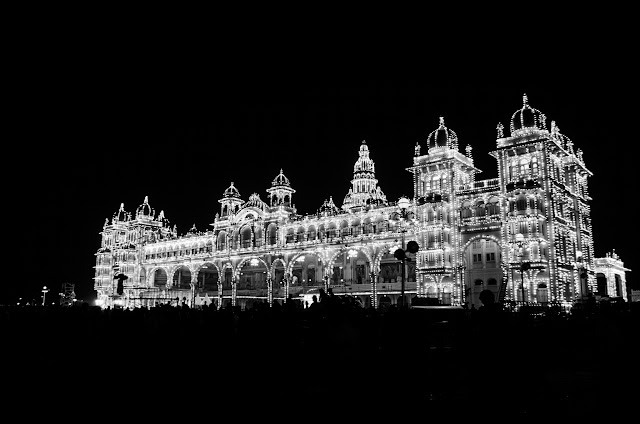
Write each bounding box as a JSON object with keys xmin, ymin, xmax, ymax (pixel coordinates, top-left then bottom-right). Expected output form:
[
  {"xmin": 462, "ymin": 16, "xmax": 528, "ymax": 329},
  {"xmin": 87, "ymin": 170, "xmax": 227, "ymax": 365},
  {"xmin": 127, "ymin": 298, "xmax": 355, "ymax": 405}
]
[
  {"xmin": 318, "ymin": 196, "xmax": 340, "ymax": 216},
  {"xmin": 218, "ymin": 182, "xmax": 244, "ymax": 217},
  {"xmin": 266, "ymin": 169, "xmax": 296, "ymax": 208},
  {"xmin": 112, "ymin": 203, "xmax": 130, "ymax": 223}
]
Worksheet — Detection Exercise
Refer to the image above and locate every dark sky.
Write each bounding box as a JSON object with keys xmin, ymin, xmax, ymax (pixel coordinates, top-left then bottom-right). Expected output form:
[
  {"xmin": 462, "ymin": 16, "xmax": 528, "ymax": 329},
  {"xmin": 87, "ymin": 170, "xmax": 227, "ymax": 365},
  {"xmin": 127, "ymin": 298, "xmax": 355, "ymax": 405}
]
[{"xmin": 7, "ymin": 72, "xmax": 636, "ymax": 304}]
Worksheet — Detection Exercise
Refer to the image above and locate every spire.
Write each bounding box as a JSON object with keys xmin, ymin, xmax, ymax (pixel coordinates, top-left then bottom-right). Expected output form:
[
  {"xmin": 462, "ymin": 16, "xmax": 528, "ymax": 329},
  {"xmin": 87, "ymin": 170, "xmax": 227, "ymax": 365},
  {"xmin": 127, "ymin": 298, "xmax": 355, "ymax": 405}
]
[
  {"xmin": 439, "ymin": 116, "xmax": 445, "ymax": 127},
  {"xmin": 497, "ymin": 122, "xmax": 504, "ymax": 138},
  {"xmin": 523, "ymin": 93, "xmax": 529, "ymax": 106},
  {"xmin": 143, "ymin": 195, "xmax": 148, "ymax": 204}
]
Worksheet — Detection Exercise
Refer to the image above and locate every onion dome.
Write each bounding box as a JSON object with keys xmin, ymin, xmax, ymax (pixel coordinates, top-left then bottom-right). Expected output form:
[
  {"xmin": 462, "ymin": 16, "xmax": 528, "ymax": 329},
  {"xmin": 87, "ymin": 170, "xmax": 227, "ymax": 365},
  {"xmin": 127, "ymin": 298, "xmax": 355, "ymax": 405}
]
[
  {"xmin": 223, "ymin": 182, "xmax": 241, "ymax": 199},
  {"xmin": 271, "ymin": 169, "xmax": 291, "ymax": 187},
  {"xmin": 510, "ymin": 93, "xmax": 547, "ymax": 136},
  {"xmin": 427, "ymin": 117, "xmax": 459, "ymax": 152},
  {"xmin": 135, "ymin": 196, "xmax": 155, "ymax": 219},
  {"xmin": 244, "ymin": 193, "xmax": 268, "ymax": 210}
]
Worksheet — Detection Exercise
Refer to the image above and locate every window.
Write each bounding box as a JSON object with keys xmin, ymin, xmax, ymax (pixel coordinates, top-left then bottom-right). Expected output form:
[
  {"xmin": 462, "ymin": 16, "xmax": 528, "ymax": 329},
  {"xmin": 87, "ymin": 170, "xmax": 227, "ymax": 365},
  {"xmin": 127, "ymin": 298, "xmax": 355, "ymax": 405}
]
[
  {"xmin": 473, "ymin": 253, "xmax": 482, "ymax": 263},
  {"xmin": 474, "ymin": 279, "xmax": 483, "ymax": 286},
  {"xmin": 488, "ymin": 278, "xmax": 497, "ymax": 285},
  {"xmin": 473, "ymin": 240, "xmax": 482, "ymax": 249},
  {"xmin": 486, "ymin": 252, "xmax": 495, "ymax": 262}
]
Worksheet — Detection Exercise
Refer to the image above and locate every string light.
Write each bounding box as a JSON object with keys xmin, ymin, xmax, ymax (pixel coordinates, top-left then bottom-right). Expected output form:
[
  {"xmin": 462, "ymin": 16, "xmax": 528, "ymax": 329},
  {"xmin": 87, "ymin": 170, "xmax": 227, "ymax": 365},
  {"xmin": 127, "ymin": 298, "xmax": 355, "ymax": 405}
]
[{"xmin": 94, "ymin": 95, "xmax": 629, "ymax": 309}]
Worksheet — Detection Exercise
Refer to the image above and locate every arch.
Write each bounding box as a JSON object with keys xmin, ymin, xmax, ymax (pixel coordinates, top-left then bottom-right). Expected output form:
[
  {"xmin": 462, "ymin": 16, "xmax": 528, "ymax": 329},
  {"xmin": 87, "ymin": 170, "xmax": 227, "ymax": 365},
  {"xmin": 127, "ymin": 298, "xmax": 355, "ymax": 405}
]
[
  {"xmin": 150, "ymin": 267, "xmax": 169, "ymax": 287},
  {"xmin": 217, "ymin": 231, "xmax": 228, "ymax": 251},
  {"xmin": 235, "ymin": 256, "xmax": 270, "ymax": 280},
  {"xmin": 307, "ymin": 225, "xmax": 317, "ymax": 241},
  {"xmin": 462, "ymin": 234, "xmax": 503, "ymax": 252},
  {"xmin": 296, "ymin": 226, "xmax": 306, "ymax": 243},
  {"xmin": 240, "ymin": 225, "xmax": 253, "ymax": 248},
  {"xmin": 267, "ymin": 223, "xmax": 278, "ymax": 245},
  {"xmin": 171, "ymin": 265, "xmax": 192, "ymax": 289}
]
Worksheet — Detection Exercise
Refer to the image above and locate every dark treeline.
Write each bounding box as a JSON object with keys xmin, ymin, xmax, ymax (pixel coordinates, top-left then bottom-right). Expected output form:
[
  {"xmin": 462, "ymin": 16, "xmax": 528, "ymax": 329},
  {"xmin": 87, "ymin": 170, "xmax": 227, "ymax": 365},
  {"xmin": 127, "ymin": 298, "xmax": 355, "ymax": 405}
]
[{"xmin": 3, "ymin": 295, "xmax": 637, "ymax": 419}]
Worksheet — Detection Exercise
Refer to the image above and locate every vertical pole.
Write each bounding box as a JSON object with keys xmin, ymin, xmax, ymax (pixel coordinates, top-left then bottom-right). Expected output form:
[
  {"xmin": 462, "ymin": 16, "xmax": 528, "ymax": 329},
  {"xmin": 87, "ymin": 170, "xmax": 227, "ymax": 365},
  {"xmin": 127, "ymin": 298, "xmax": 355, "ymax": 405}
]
[{"xmin": 401, "ymin": 230, "xmax": 406, "ymax": 308}]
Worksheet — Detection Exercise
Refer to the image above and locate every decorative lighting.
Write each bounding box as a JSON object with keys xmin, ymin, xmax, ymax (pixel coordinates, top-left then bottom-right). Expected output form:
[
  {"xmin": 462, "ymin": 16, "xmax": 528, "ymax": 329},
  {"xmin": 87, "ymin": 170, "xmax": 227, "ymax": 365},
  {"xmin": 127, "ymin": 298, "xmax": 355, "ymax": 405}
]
[{"xmin": 92, "ymin": 95, "xmax": 626, "ymax": 309}]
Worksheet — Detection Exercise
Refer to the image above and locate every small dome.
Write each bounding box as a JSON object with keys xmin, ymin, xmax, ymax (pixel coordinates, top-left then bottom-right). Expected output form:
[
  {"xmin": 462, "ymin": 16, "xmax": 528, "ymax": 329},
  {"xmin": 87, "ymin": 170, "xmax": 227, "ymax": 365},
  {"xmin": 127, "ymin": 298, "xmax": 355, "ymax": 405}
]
[
  {"xmin": 510, "ymin": 93, "xmax": 547, "ymax": 136},
  {"xmin": 135, "ymin": 196, "xmax": 154, "ymax": 218},
  {"xmin": 271, "ymin": 169, "xmax": 291, "ymax": 187},
  {"xmin": 223, "ymin": 182, "xmax": 241, "ymax": 198},
  {"xmin": 427, "ymin": 117, "xmax": 458, "ymax": 152}
]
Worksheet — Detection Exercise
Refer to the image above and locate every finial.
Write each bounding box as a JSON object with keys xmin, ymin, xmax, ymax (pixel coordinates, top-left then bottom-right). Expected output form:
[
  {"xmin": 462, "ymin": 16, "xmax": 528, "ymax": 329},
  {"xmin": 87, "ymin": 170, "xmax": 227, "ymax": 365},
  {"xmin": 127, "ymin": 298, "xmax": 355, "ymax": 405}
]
[
  {"xmin": 439, "ymin": 116, "xmax": 445, "ymax": 127},
  {"xmin": 465, "ymin": 145, "xmax": 473, "ymax": 157},
  {"xmin": 119, "ymin": 203, "xmax": 125, "ymax": 211},
  {"xmin": 280, "ymin": 168, "xmax": 283, "ymax": 174},
  {"xmin": 230, "ymin": 181, "xmax": 234, "ymax": 186},
  {"xmin": 143, "ymin": 195, "xmax": 148, "ymax": 204},
  {"xmin": 496, "ymin": 122, "xmax": 504, "ymax": 138},
  {"xmin": 414, "ymin": 142, "xmax": 421, "ymax": 156},
  {"xmin": 551, "ymin": 120, "xmax": 558, "ymax": 133},
  {"xmin": 523, "ymin": 93, "xmax": 529, "ymax": 106}
]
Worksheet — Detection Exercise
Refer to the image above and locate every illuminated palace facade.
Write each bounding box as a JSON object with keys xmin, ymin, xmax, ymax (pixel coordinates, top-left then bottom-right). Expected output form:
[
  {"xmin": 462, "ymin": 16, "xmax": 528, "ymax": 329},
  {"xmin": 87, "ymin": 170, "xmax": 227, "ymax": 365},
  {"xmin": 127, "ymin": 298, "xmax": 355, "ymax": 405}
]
[{"xmin": 94, "ymin": 95, "xmax": 630, "ymax": 309}]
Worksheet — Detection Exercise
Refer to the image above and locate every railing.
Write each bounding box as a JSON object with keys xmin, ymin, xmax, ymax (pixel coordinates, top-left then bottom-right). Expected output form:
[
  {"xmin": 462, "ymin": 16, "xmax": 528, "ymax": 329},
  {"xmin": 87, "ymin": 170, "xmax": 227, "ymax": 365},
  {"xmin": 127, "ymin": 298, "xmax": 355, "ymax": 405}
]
[{"xmin": 457, "ymin": 178, "xmax": 500, "ymax": 191}]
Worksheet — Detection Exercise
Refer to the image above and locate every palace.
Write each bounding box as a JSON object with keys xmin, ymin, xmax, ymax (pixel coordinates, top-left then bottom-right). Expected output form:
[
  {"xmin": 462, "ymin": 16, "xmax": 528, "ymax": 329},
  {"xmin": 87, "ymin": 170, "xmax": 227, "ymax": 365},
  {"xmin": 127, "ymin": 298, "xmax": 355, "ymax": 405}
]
[{"xmin": 94, "ymin": 94, "xmax": 630, "ymax": 309}]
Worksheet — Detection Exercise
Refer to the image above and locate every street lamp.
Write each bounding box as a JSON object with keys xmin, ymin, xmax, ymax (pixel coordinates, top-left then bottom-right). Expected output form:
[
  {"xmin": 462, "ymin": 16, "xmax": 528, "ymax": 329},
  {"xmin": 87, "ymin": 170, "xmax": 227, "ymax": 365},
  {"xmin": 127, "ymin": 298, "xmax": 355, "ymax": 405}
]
[
  {"xmin": 390, "ymin": 196, "xmax": 416, "ymax": 308},
  {"xmin": 42, "ymin": 286, "xmax": 49, "ymax": 306},
  {"xmin": 575, "ymin": 250, "xmax": 588, "ymax": 302}
]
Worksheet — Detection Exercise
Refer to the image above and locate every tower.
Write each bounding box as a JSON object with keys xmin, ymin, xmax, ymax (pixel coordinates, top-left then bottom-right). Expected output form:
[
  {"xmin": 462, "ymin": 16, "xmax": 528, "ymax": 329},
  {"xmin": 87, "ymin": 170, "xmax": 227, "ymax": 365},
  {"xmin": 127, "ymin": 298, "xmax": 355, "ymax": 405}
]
[
  {"xmin": 342, "ymin": 140, "xmax": 388, "ymax": 211},
  {"xmin": 492, "ymin": 94, "xmax": 595, "ymax": 304},
  {"xmin": 409, "ymin": 117, "xmax": 479, "ymax": 304}
]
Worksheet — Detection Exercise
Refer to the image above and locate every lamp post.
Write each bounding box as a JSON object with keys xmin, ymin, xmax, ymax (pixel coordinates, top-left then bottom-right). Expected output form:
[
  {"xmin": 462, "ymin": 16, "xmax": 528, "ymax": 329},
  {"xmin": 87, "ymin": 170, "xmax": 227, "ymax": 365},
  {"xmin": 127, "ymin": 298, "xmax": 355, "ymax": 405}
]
[
  {"xmin": 514, "ymin": 233, "xmax": 530, "ymax": 307},
  {"xmin": 42, "ymin": 286, "xmax": 49, "ymax": 306},
  {"xmin": 390, "ymin": 196, "xmax": 415, "ymax": 309},
  {"xmin": 575, "ymin": 250, "xmax": 587, "ymax": 303}
]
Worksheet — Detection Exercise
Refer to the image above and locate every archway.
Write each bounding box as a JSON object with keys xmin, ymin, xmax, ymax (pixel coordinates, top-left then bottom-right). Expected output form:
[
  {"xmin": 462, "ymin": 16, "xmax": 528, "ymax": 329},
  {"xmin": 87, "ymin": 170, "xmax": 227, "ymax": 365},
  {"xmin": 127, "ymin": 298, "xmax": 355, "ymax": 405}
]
[
  {"xmin": 237, "ymin": 257, "xmax": 269, "ymax": 309},
  {"xmin": 172, "ymin": 266, "xmax": 192, "ymax": 290},
  {"xmin": 462, "ymin": 235, "xmax": 503, "ymax": 307},
  {"xmin": 152, "ymin": 268, "xmax": 168, "ymax": 288}
]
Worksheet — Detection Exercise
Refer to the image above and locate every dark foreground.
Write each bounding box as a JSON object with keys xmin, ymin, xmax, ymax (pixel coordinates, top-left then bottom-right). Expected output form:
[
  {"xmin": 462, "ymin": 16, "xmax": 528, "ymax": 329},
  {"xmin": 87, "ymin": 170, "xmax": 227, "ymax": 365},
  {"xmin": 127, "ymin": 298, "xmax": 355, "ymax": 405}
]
[{"xmin": 3, "ymin": 299, "xmax": 638, "ymax": 420}]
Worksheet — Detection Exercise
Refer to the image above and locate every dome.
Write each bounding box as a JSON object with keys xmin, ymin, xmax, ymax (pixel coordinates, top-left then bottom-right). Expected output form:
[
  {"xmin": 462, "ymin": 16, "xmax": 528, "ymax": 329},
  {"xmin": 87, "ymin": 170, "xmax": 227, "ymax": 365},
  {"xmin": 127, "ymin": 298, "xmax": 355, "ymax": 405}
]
[
  {"xmin": 223, "ymin": 182, "xmax": 241, "ymax": 199},
  {"xmin": 271, "ymin": 169, "xmax": 291, "ymax": 187},
  {"xmin": 510, "ymin": 93, "xmax": 547, "ymax": 136},
  {"xmin": 135, "ymin": 196, "xmax": 154, "ymax": 218},
  {"xmin": 427, "ymin": 117, "xmax": 458, "ymax": 152}
]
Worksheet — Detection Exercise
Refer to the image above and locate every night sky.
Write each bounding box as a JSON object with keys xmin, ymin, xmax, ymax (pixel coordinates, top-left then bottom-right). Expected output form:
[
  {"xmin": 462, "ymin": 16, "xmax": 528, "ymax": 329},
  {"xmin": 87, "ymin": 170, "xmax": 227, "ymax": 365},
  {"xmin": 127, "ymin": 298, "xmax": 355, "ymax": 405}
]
[{"xmin": 7, "ymin": 73, "xmax": 635, "ymax": 304}]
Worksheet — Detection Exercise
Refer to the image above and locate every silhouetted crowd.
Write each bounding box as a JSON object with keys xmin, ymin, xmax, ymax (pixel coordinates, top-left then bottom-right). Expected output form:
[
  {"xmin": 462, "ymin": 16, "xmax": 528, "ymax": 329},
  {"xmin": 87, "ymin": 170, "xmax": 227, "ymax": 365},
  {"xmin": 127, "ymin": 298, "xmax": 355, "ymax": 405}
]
[{"xmin": 3, "ymin": 291, "xmax": 637, "ymax": 419}]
